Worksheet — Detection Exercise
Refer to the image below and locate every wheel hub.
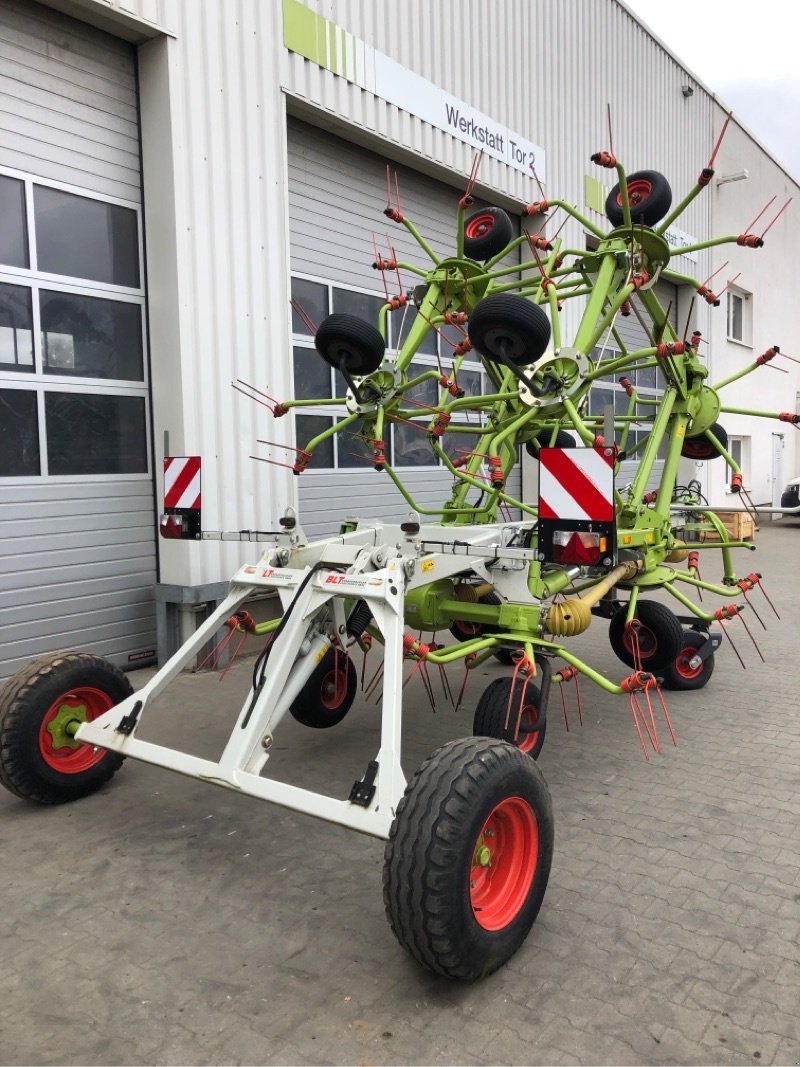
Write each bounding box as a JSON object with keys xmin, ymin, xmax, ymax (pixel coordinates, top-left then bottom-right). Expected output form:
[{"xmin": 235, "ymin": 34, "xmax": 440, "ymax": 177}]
[{"xmin": 45, "ymin": 701, "xmax": 87, "ymax": 752}]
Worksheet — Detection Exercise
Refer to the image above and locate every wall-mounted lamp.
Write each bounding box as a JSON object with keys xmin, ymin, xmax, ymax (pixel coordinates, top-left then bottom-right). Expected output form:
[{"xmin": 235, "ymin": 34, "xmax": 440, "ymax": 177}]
[
  {"xmin": 717, "ymin": 169, "xmax": 750, "ymax": 186},
  {"xmin": 681, "ymin": 85, "xmax": 694, "ymax": 98}
]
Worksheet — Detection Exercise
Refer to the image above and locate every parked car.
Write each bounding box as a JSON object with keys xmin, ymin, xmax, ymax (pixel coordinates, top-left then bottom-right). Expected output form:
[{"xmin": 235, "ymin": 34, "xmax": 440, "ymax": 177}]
[{"xmin": 780, "ymin": 476, "xmax": 800, "ymax": 510}]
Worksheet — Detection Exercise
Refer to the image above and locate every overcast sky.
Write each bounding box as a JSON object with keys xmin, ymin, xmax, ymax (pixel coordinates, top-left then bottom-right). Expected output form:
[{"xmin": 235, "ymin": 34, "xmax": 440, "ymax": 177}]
[{"xmin": 624, "ymin": 0, "xmax": 800, "ymax": 181}]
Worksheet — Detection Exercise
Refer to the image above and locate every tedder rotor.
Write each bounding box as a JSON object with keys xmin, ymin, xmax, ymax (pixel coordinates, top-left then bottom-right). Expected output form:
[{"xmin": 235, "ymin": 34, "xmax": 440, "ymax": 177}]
[{"xmin": 1, "ymin": 132, "xmax": 797, "ymax": 980}]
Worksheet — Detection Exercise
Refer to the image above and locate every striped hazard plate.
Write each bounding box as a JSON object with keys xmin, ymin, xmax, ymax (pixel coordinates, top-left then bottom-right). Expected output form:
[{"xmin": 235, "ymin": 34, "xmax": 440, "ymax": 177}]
[
  {"xmin": 538, "ymin": 447, "xmax": 614, "ymax": 522},
  {"xmin": 164, "ymin": 456, "xmax": 201, "ymax": 510}
]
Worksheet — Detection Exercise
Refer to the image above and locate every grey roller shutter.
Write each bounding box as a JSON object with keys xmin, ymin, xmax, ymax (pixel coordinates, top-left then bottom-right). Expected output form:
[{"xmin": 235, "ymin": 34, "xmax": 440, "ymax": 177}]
[
  {"xmin": 287, "ymin": 117, "xmax": 523, "ymax": 539},
  {"xmin": 0, "ymin": 3, "xmax": 155, "ymax": 682}
]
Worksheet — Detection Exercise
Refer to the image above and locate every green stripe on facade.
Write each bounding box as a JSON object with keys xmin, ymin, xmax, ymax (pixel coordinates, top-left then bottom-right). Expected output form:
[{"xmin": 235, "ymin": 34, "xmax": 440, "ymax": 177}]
[
  {"xmin": 283, "ymin": 0, "xmax": 325, "ymax": 65},
  {"xmin": 584, "ymin": 174, "xmax": 608, "ymax": 215}
]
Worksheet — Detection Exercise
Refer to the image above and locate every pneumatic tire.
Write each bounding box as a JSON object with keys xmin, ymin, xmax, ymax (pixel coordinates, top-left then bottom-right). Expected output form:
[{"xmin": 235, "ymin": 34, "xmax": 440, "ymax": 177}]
[
  {"xmin": 314, "ymin": 314, "xmax": 386, "ymax": 375},
  {"xmin": 463, "ymin": 206, "xmax": 514, "ymax": 261},
  {"xmin": 606, "ymin": 170, "xmax": 672, "ymax": 228},
  {"xmin": 289, "ymin": 648, "xmax": 357, "ymax": 728},
  {"xmin": 660, "ymin": 630, "xmax": 715, "ymax": 691},
  {"xmin": 383, "ymin": 736, "xmax": 554, "ymax": 980},
  {"xmin": 608, "ymin": 600, "xmax": 684, "ymax": 672},
  {"xmin": 468, "ymin": 294, "xmax": 551, "ymax": 367},
  {"xmin": 473, "ymin": 676, "xmax": 546, "ymax": 759},
  {"xmin": 681, "ymin": 421, "xmax": 729, "ymax": 461},
  {"xmin": 0, "ymin": 651, "xmax": 130, "ymax": 804}
]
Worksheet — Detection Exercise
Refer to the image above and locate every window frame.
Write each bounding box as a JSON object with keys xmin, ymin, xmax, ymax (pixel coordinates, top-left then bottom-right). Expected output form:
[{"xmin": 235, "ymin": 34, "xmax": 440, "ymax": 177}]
[
  {"xmin": 290, "ymin": 271, "xmax": 490, "ymax": 473},
  {"xmin": 0, "ymin": 165, "xmax": 149, "ymax": 483},
  {"xmin": 726, "ymin": 286, "xmax": 752, "ymax": 347}
]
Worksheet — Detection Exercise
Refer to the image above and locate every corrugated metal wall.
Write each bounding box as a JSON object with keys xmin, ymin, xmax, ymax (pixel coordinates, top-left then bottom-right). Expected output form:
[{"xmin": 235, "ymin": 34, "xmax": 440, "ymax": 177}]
[
  {"xmin": 0, "ymin": 482, "xmax": 156, "ymax": 679},
  {"xmin": 287, "ymin": 118, "xmax": 522, "ymax": 539},
  {"xmin": 0, "ymin": 1, "xmax": 156, "ymax": 680},
  {"xmin": 0, "ymin": 0, "xmax": 141, "ymax": 202}
]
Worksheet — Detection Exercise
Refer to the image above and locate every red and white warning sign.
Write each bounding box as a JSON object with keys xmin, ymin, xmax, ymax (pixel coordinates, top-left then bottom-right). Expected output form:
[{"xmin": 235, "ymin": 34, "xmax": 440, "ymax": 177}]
[
  {"xmin": 164, "ymin": 456, "xmax": 201, "ymax": 510},
  {"xmin": 538, "ymin": 447, "xmax": 614, "ymax": 522}
]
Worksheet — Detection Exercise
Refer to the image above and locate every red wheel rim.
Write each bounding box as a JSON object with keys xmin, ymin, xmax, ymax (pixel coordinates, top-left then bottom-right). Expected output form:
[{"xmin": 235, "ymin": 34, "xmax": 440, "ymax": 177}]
[
  {"xmin": 465, "ymin": 213, "xmax": 495, "ymax": 239},
  {"xmin": 38, "ymin": 687, "xmax": 114, "ymax": 773},
  {"xmin": 674, "ymin": 644, "xmax": 703, "ymax": 680},
  {"xmin": 623, "ymin": 622, "xmax": 657, "ymax": 660},
  {"xmin": 516, "ymin": 705, "xmax": 540, "ymax": 754},
  {"xmin": 682, "ymin": 440, "xmax": 714, "ymax": 459},
  {"xmin": 470, "ymin": 796, "xmax": 539, "ymax": 931},
  {"xmin": 319, "ymin": 668, "xmax": 347, "ymax": 710},
  {"xmin": 453, "ymin": 619, "xmax": 482, "ymax": 638},
  {"xmin": 622, "ymin": 178, "xmax": 653, "ymax": 208}
]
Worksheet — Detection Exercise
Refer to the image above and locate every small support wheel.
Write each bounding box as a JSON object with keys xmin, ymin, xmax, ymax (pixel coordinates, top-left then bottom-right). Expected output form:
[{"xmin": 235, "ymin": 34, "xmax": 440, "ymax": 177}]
[
  {"xmin": 463, "ymin": 206, "xmax": 514, "ymax": 261},
  {"xmin": 681, "ymin": 421, "xmax": 729, "ymax": 461},
  {"xmin": 473, "ymin": 676, "xmax": 546, "ymax": 759},
  {"xmin": 660, "ymin": 630, "xmax": 715, "ymax": 691},
  {"xmin": 290, "ymin": 648, "xmax": 357, "ymax": 728},
  {"xmin": 314, "ymin": 314, "xmax": 386, "ymax": 375},
  {"xmin": 383, "ymin": 736, "xmax": 554, "ymax": 980},
  {"xmin": 0, "ymin": 651, "xmax": 130, "ymax": 804},
  {"xmin": 524, "ymin": 429, "xmax": 576, "ymax": 456},
  {"xmin": 608, "ymin": 600, "xmax": 683, "ymax": 672},
  {"xmin": 605, "ymin": 170, "xmax": 673, "ymax": 227},
  {"xmin": 468, "ymin": 294, "xmax": 551, "ymax": 368}
]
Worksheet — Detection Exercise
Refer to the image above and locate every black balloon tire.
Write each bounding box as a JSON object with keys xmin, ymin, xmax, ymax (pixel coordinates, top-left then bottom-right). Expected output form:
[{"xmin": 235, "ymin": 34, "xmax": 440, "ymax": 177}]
[
  {"xmin": 681, "ymin": 421, "xmax": 729, "ymax": 462},
  {"xmin": 468, "ymin": 294, "xmax": 551, "ymax": 367},
  {"xmin": 473, "ymin": 676, "xmax": 547, "ymax": 760},
  {"xmin": 463, "ymin": 206, "xmax": 514, "ymax": 261},
  {"xmin": 525, "ymin": 429, "xmax": 577, "ymax": 456},
  {"xmin": 605, "ymin": 169, "xmax": 673, "ymax": 228},
  {"xmin": 608, "ymin": 600, "xmax": 684, "ymax": 672},
  {"xmin": 660, "ymin": 630, "xmax": 715, "ymax": 691},
  {"xmin": 290, "ymin": 648, "xmax": 357, "ymax": 729},
  {"xmin": 383, "ymin": 736, "xmax": 554, "ymax": 980},
  {"xmin": 314, "ymin": 313, "xmax": 386, "ymax": 375},
  {"xmin": 0, "ymin": 651, "xmax": 130, "ymax": 804}
]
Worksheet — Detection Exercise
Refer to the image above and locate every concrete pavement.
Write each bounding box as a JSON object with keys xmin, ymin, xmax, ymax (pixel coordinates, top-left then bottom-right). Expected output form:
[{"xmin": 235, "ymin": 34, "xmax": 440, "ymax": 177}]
[{"xmin": 1, "ymin": 519, "xmax": 799, "ymax": 1066}]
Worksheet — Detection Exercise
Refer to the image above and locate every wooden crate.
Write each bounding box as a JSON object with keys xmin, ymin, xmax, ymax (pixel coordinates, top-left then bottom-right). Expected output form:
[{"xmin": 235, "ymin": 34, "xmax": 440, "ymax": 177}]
[{"xmin": 702, "ymin": 510, "xmax": 756, "ymax": 542}]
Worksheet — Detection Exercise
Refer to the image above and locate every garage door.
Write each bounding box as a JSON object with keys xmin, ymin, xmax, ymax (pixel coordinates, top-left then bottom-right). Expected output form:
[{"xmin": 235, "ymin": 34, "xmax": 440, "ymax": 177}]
[
  {"xmin": 587, "ymin": 279, "xmax": 679, "ymax": 492},
  {"xmin": 0, "ymin": 1, "xmax": 156, "ymax": 680},
  {"xmin": 287, "ymin": 117, "xmax": 523, "ymax": 540}
]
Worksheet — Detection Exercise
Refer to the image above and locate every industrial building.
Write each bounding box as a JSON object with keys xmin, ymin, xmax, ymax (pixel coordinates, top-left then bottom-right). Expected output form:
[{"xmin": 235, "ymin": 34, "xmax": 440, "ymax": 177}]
[{"xmin": 1, "ymin": 0, "xmax": 797, "ymax": 679}]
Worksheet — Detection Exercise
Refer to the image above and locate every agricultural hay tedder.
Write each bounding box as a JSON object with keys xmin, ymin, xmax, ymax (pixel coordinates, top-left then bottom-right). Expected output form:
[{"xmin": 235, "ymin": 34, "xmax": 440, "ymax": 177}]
[{"xmin": 2, "ymin": 126, "xmax": 797, "ymax": 981}]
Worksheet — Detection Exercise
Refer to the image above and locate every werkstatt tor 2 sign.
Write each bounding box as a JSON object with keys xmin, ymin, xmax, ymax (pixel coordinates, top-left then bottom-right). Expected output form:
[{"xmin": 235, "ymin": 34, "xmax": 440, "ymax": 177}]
[{"xmin": 283, "ymin": 0, "xmax": 546, "ymax": 180}]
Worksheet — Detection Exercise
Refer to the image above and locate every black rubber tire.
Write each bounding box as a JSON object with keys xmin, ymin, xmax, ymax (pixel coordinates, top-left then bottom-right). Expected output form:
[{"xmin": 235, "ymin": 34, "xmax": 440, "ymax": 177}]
[
  {"xmin": 660, "ymin": 630, "xmax": 715, "ymax": 691},
  {"xmin": 0, "ymin": 651, "xmax": 129, "ymax": 804},
  {"xmin": 314, "ymin": 314, "xmax": 386, "ymax": 375},
  {"xmin": 606, "ymin": 170, "xmax": 672, "ymax": 228},
  {"xmin": 383, "ymin": 736, "xmax": 554, "ymax": 980},
  {"xmin": 473, "ymin": 677, "xmax": 546, "ymax": 759},
  {"xmin": 608, "ymin": 600, "xmax": 684, "ymax": 671},
  {"xmin": 525, "ymin": 429, "xmax": 577, "ymax": 456},
  {"xmin": 448, "ymin": 590, "xmax": 502, "ymax": 644},
  {"xmin": 463, "ymin": 206, "xmax": 514, "ymax": 261},
  {"xmin": 289, "ymin": 648, "xmax": 357, "ymax": 728},
  {"xmin": 681, "ymin": 421, "xmax": 729, "ymax": 461},
  {"xmin": 468, "ymin": 294, "xmax": 551, "ymax": 367}
]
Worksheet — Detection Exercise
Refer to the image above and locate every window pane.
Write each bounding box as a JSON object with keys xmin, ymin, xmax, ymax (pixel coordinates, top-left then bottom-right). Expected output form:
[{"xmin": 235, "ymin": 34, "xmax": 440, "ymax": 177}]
[
  {"xmin": 441, "ymin": 430, "xmax": 479, "ymax": 463},
  {"xmin": 294, "ymin": 414, "xmax": 333, "ymax": 468},
  {"xmin": 0, "ymin": 389, "xmax": 39, "ymax": 475},
  {"xmin": 291, "ymin": 278, "xmax": 328, "ymax": 335},
  {"xmin": 45, "ymin": 393, "xmax": 147, "ymax": 474},
  {"xmin": 728, "ymin": 293, "xmax": 743, "ymax": 340},
  {"xmin": 0, "ymin": 176, "xmax": 29, "ymax": 268},
  {"xmin": 332, "ymin": 288, "xmax": 384, "ymax": 332},
  {"xmin": 394, "ymin": 420, "xmax": 436, "ymax": 466},
  {"xmin": 41, "ymin": 291, "xmax": 143, "ymax": 381},
  {"xmin": 338, "ymin": 418, "xmax": 385, "ymax": 468},
  {"xmin": 589, "ymin": 387, "xmax": 614, "ymax": 417},
  {"xmin": 404, "ymin": 362, "xmax": 439, "ymax": 406},
  {"xmin": 292, "ymin": 345, "xmax": 331, "ymax": 400},
  {"xmin": 636, "ymin": 364, "xmax": 657, "ymax": 390},
  {"xmin": 456, "ymin": 368, "xmax": 482, "ymax": 398},
  {"xmin": 34, "ymin": 185, "xmax": 140, "ymax": 288},
  {"xmin": 392, "ymin": 304, "xmax": 437, "ymax": 355},
  {"xmin": 0, "ymin": 283, "xmax": 34, "ymax": 371}
]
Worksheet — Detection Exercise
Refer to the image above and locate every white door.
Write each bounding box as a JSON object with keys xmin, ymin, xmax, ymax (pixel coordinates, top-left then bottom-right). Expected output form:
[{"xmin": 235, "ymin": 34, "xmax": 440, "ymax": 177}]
[{"xmin": 771, "ymin": 433, "xmax": 784, "ymax": 511}]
